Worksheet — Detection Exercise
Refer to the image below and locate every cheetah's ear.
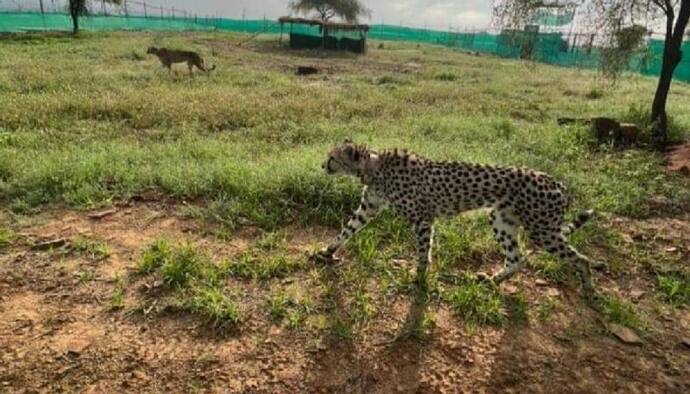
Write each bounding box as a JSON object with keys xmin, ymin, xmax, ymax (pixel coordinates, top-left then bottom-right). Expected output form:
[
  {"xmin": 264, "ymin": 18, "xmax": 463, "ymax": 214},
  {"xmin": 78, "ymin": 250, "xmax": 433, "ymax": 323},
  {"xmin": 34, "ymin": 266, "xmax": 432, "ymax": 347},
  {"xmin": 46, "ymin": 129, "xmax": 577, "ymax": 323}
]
[
  {"xmin": 343, "ymin": 137, "xmax": 352, "ymax": 144},
  {"xmin": 343, "ymin": 145, "xmax": 359, "ymax": 162}
]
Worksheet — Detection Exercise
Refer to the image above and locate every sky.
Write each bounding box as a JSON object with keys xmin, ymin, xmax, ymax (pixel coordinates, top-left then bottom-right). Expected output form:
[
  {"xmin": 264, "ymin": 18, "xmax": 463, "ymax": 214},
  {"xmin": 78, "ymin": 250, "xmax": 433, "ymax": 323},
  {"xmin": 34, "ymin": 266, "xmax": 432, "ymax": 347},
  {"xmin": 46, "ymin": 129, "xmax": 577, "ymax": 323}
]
[
  {"xmin": 1, "ymin": 0, "xmax": 494, "ymax": 29},
  {"xmin": 150, "ymin": 1, "xmax": 494, "ymax": 29}
]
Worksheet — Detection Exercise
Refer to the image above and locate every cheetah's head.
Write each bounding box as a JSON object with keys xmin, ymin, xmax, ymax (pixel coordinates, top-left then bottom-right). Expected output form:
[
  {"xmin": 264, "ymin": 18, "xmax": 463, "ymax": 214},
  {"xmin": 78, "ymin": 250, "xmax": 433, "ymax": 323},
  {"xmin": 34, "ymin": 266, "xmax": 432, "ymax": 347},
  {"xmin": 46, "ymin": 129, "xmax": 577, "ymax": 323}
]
[
  {"xmin": 322, "ymin": 140, "xmax": 376, "ymax": 177},
  {"xmin": 146, "ymin": 46, "xmax": 159, "ymax": 54}
]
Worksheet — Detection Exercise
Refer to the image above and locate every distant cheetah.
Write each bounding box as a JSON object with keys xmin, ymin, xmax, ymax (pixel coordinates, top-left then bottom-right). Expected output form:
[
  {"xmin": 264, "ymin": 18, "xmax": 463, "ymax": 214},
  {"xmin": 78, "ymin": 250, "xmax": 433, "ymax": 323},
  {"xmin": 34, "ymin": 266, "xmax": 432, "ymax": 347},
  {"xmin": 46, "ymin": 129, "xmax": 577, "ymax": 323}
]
[
  {"xmin": 313, "ymin": 141, "xmax": 599, "ymax": 296},
  {"xmin": 146, "ymin": 47, "xmax": 216, "ymax": 75}
]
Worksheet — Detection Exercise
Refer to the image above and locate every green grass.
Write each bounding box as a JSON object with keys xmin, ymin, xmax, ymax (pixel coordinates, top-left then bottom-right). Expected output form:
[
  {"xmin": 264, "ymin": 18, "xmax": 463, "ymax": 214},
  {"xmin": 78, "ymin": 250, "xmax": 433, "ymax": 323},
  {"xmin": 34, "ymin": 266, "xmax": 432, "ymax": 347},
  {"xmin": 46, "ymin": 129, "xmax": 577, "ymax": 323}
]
[
  {"xmin": 536, "ymin": 298, "xmax": 560, "ymax": 322},
  {"xmin": 600, "ymin": 295, "xmax": 647, "ymax": 334},
  {"xmin": 75, "ymin": 269, "xmax": 96, "ymax": 283},
  {"xmin": 446, "ymin": 274, "xmax": 505, "ymax": 325},
  {"xmin": 265, "ymin": 287, "xmax": 320, "ymax": 330},
  {"xmin": 185, "ymin": 286, "xmax": 242, "ymax": 328},
  {"xmin": 110, "ymin": 274, "xmax": 126, "ymax": 310},
  {"xmin": 0, "ymin": 228, "xmax": 12, "ymax": 248},
  {"xmin": 267, "ymin": 290, "xmax": 292, "ymax": 322},
  {"xmin": 71, "ymin": 236, "xmax": 111, "ymax": 260},
  {"xmin": 136, "ymin": 238, "xmax": 172, "ymax": 274},
  {"xmin": 657, "ymin": 273, "xmax": 690, "ymax": 306},
  {"xmin": 135, "ymin": 239, "xmax": 242, "ymax": 326},
  {"xmin": 159, "ymin": 243, "xmax": 207, "ymax": 287},
  {"xmin": 136, "ymin": 239, "xmax": 209, "ymax": 287},
  {"xmin": 1, "ymin": 31, "xmax": 689, "ymax": 226},
  {"xmin": 528, "ymin": 254, "xmax": 568, "ymax": 284},
  {"xmin": 224, "ymin": 250, "xmax": 306, "ymax": 280}
]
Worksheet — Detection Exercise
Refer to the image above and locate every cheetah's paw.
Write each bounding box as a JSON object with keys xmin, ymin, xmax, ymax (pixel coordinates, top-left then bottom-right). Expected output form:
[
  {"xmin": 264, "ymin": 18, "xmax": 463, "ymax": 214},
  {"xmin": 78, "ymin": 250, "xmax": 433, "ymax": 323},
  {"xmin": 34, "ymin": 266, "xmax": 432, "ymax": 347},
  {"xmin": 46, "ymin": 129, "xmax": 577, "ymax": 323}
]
[{"xmin": 310, "ymin": 250, "xmax": 339, "ymax": 264}]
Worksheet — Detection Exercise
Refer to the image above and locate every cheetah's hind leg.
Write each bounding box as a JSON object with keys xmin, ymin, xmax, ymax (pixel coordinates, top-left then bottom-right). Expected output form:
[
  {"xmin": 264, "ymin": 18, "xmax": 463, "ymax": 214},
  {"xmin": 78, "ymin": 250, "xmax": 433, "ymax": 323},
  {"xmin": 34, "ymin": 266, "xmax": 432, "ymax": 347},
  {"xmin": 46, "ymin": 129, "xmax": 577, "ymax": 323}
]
[
  {"xmin": 536, "ymin": 231, "xmax": 597, "ymax": 298},
  {"xmin": 488, "ymin": 207, "xmax": 523, "ymax": 285}
]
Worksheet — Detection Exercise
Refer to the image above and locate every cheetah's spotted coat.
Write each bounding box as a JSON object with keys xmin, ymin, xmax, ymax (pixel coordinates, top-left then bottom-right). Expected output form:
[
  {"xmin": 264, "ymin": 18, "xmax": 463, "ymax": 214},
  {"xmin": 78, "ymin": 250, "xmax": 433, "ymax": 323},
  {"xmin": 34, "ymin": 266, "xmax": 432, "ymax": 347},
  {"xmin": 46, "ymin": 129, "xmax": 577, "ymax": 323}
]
[{"xmin": 315, "ymin": 142, "xmax": 597, "ymax": 295}]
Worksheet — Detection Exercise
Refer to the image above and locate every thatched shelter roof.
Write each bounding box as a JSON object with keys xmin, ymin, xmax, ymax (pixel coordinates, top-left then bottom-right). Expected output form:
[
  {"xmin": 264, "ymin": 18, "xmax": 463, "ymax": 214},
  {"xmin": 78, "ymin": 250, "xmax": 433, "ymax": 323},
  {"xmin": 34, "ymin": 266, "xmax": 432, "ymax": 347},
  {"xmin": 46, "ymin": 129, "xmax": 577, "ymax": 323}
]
[{"xmin": 278, "ymin": 16, "xmax": 369, "ymax": 32}]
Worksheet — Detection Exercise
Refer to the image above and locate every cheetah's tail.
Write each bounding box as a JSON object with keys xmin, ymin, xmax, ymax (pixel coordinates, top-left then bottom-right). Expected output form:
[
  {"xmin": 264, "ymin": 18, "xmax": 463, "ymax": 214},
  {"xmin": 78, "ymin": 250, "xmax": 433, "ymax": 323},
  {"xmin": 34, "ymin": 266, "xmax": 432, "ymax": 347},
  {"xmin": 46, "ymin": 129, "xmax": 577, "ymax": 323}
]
[{"xmin": 562, "ymin": 209, "xmax": 594, "ymax": 236}]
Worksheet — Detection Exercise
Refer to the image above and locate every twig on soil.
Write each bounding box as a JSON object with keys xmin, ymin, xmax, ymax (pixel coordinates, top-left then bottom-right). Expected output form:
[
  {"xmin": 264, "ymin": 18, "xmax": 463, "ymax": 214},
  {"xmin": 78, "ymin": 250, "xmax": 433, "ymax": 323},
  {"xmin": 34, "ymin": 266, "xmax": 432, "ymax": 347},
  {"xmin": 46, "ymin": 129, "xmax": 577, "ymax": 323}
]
[
  {"xmin": 31, "ymin": 238, "xmax": 68, "ymax": 250},
  {"xmin": 87, "ymin": 208, "xmax": 118, "ymax": 220}
]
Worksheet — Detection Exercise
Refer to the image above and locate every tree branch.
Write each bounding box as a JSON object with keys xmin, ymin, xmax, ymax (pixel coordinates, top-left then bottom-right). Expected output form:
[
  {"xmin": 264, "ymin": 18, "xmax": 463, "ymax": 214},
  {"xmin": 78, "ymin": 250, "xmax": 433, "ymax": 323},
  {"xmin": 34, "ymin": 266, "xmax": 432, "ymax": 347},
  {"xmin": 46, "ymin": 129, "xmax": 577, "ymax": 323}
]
[
  {"xmin": 664, "ymin": 0, "xmax": 674, "ymax": 16},
  {"xmin": 652, "ymin": 0, "xmax": 670, "ymax": 14},
  {"xmin": 672, "ymin": 0, "xmax": 690, "ymax": 39}
]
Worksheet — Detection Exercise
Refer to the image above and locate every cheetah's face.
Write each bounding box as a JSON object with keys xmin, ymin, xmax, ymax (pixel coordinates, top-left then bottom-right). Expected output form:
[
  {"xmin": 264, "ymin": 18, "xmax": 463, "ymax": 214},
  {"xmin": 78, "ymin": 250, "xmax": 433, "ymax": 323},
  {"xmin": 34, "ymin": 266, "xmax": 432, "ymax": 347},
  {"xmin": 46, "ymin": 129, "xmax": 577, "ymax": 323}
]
[
  {"xmin": 146, "ymin": 47, "xmax": 158, "ymax": 54},
  {"xmin": 322, "ymin": 142, "xmax": 368, "ymax": 176}
]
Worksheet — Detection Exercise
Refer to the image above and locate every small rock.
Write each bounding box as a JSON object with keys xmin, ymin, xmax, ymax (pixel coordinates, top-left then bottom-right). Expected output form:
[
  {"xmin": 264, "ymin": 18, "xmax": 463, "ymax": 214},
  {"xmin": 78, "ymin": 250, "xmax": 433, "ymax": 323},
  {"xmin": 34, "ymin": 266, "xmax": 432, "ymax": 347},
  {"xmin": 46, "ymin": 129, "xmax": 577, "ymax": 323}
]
[
  {"xmin": 503, "ymin": 284, "xmax": 519, "ymax": 294},
  {"xmin": 630, "ymin": 289, "xmax": 645, "ymax": 301},
  {"xmin": 631, "ymin": 233, "xmax": 646, "ymax": 241},
  {"xmin": 131, "ymin": 370, "xmax": 148, "ymax": 380},
  {"xmin": 32, "ymin": 238, "xmax": 68, "ymax": 250},
  {"xmin": 545, "ymin": 288, "xmax": 560, "ymax": 297},
  {"xmin": 87, "ymin": 208, "xmax": 117, "ymax": 220},
  {"xmin": 609, "ymin": 323, "xmax": 642, "ymax": 345},
  {"xmin": 535, "ymin": 278, "xmax": 548, "ymax": 286},
  {"xmin": 664, "ymin": 246, "xmax": 678, "ymax": 253},
  {"xmin": 66, "ymin": 338, "xmax": 91, "ymax": 355},
  {"xmin": 682, "ymin": 339, "xmax": 690, "ymax": 349}
]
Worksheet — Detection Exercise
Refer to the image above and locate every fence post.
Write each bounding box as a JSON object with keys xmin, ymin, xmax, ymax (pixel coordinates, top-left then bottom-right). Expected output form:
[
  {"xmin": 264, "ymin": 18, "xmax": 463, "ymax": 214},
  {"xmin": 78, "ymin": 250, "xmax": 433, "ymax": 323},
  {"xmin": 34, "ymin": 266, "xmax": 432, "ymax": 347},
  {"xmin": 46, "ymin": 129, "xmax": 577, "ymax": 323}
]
[
  {"xmin": 123, "ymin": 0, "xmax": 128, "ymax": 17},
  {"xmin": 101, "ymin": 0, "xmax": 106, "ymax": 16},
  {"xmin": 143, "ymin": 1, "xmax": 147, "ymax": 18},
  {"xmin": 160, "ymin": 5, "xmax": 163, "ymax": 19},
  {"xmin": 571, "ymin": 33, "xmax": 578, "ymax": 52},
  {"xmin": 39, "ymin": 0, "xmax": 44, "ymax": 14},
  {"xmin": 172, "ymin": 8, "xmax": 176, "ymax": 20}
]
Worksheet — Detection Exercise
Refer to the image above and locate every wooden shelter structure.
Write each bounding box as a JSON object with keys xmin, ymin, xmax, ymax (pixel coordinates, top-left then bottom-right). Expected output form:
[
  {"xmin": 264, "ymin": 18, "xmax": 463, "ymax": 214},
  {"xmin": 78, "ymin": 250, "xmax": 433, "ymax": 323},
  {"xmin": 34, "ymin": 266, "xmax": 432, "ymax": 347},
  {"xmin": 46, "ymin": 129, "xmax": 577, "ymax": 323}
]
[{"xmin": 278, "ymin": 16, "xmax": 369, "ymax": 54}]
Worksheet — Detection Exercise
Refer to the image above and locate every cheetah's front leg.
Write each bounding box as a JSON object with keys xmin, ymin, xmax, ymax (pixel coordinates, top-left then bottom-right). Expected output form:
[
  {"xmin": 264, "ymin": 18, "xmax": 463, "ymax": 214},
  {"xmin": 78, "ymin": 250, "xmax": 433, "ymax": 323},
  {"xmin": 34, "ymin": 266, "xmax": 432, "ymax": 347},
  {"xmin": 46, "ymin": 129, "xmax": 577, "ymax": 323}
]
[
  {"xmin": 414, "ymin": 221, "xmax": 434, "ymax": 291},
  {"xmin": 312, "ymin": 188, "xmax": 383, "ymax": 263}
]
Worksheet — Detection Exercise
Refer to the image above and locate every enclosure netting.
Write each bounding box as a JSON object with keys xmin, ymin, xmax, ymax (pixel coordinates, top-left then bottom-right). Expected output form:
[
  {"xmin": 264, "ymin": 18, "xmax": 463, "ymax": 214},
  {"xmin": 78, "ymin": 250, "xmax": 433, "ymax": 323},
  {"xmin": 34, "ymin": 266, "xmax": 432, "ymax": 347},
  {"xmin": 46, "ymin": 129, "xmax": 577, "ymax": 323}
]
[{"xmin": 1, "ymin": 12, "xmax": 688, "ymax": 82}]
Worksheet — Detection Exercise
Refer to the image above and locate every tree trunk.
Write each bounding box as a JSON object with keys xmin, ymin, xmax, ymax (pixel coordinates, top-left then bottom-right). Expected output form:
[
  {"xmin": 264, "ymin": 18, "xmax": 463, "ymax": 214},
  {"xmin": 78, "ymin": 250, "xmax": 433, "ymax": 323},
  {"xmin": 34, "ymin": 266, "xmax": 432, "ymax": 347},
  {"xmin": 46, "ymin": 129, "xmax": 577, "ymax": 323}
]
[
  {"xmin": 70, "ymin": 1, "xmax": 80, "ymax": 34},
  {"xmin": 71, "ymin": 11, "xmax": 79, "ymax": 33},
  {"xmin": 651, "ymin": 0, "xmax": 690, "ymax": 147}
]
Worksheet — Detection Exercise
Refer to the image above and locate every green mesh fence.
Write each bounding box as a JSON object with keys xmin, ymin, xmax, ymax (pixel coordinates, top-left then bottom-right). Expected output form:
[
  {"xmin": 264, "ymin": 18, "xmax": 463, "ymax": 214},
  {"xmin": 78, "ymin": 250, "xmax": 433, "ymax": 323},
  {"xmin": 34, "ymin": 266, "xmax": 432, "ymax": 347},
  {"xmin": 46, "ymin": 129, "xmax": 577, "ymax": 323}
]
[
  {"xmin": 0, "ymin": 12, "xmax": 215, "ymax": 32},
  {"xmin": 1, "ymin": 12, "xmax": 689, "ymax": 82}
]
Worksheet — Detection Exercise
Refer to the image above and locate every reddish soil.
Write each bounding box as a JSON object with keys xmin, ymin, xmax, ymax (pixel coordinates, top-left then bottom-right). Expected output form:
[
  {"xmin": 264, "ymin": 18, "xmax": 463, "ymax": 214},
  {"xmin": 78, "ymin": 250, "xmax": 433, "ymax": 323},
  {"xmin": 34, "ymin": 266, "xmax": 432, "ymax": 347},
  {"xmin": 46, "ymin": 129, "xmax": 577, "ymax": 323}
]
[
  {"xmin": 665, "ymin": 142, "xmax": 690, "ymax": 176},
  {"xmin": 1, "ymin": 201, "xmax": 689, "ymax": 393}
]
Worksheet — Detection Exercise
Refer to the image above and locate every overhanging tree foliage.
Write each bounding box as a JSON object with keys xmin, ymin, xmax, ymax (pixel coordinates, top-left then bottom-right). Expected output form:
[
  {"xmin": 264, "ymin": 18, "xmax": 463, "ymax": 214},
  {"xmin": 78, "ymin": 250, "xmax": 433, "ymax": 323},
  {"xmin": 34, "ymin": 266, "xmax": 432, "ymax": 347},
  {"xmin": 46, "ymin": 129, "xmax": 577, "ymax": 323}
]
[
  {"xmin": 493, "ymin": 0, "xmax": 690, "ymax": 147},
  {"xmin": 68, "ymin": 0, "xmax": 122, "ymax": 34},
  {"xmin": 289, "ymin": 0, "xmax": 370, "ymax": 22}
]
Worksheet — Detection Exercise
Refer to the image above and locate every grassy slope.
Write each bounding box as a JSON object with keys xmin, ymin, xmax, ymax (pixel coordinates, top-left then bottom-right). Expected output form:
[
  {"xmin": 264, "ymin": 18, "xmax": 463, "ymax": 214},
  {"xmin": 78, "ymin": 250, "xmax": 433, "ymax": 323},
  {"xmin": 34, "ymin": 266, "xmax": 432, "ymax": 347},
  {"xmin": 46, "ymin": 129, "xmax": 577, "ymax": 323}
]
[{"xmin": 1, "ymin": 31, "xmax": 689, "ymax": 226}]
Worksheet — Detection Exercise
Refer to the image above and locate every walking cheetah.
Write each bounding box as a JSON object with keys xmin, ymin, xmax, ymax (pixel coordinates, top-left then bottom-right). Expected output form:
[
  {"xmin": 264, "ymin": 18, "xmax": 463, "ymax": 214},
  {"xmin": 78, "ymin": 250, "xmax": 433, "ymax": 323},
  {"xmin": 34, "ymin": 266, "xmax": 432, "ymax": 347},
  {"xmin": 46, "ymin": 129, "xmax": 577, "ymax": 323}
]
[
  {"xmin": 313, "ymin": 141, "xmax": 598, "ymax": 296},
  {"xmin": 146, "ymin": 47, "xmax": 216, "ymax": 75}
]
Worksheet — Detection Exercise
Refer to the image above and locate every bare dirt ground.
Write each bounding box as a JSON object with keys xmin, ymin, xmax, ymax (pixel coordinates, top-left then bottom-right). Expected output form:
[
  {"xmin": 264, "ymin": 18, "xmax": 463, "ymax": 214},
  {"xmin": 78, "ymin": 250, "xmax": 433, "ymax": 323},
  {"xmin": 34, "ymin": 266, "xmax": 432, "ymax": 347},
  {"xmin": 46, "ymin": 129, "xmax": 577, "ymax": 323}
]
[
  {"xmin": 666, "ymin": 142, "xmax": 690, "ymax": 175},
  {"xmin": 1, "ymin": 200, "xmax": 689, "ymax": 393}
]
